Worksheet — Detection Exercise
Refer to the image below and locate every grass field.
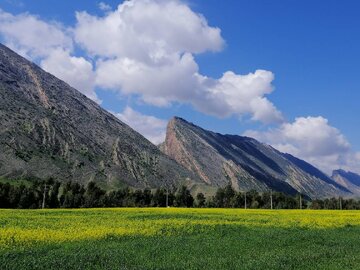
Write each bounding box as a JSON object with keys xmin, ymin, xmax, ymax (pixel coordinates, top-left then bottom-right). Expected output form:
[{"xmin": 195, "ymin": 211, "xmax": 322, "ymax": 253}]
[{"xmin": 1, "ymin": 208, "xmax": 360, "ymax": 269}]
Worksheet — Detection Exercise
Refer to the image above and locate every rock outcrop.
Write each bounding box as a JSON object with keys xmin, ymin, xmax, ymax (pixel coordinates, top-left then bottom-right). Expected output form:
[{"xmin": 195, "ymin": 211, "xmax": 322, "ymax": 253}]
[{"xmin": 332, "ymin": 170, "xmax": 360, "ymax": 196}]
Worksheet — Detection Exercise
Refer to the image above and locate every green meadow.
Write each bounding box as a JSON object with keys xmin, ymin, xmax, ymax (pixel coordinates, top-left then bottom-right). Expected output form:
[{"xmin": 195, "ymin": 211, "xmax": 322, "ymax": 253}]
[{"xmin": 1, "ymin": 208, "xmax": 360, "ymax": 269}]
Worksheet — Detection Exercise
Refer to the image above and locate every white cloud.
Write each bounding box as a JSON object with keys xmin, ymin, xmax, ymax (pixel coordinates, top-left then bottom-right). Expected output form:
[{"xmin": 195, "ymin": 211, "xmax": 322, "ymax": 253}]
[
  {"xmin": 197, "ymin": 70, "xmax": 283, "ymax": 123},
  {"xmin": 72, "ymin": 0, "xmax": 281, "ymax": 123},
  {"xmin": 0, "ymin": 9, "xmax": 72, "ymax": 59},
  {"xmin": 115, "ymin": 106, "xmax": 167, "ymax": 144},
  {"xmin": 75, "ymin": 0, "xmax": 224, "ymax": 59},
  {"xmin": 98, "ymin": 2, "xmax": 112, "ymax": 12},
  {"xmin": 95, "ymin": 52, "xmax": 199, "ymax": 106},
  {"xmin": 40, "ymin": 49, "xmax": 100, "ymax": 103},
  {"xmin": 244, "ymin": 116, "xmax": 360, "ymax": 174}
]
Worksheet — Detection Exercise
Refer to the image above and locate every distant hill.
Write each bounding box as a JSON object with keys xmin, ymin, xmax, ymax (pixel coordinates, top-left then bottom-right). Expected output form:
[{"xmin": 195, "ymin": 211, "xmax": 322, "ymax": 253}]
[
  {"xmin": 160, "ymin": 117, "xmax": 351, "ymax": 198},
  {"xmin": 332, "ymin": 170, "xmax": 360, "ymax": 196},
  {"xmin": 0, "ymin": 44, "xmax": 197, "ymax": 189}
]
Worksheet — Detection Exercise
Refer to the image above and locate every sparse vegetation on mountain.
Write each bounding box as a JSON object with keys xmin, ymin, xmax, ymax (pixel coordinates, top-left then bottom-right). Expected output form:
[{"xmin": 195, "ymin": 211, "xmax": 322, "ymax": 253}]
[{"xmin": 0, "ymin": 44, "xmax": 197, "ymax": 190}]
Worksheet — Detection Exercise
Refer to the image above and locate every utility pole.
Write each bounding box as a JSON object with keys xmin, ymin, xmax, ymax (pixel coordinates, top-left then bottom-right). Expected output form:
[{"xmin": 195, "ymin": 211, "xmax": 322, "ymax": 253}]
[
  {"xmin": 339, "ymin": 197, "xmax": 342, "ymax": 210},
  {"xmin": 299, "ymin": 193, "xmax": 302, "ymax": 210},
  {"xmin": 42, "ymin": 183, "xmax": 47, "ymax": 209},
  {"xmin": 166, "ymin": 187, "xmax": 169, "ymax": 208},
  {"xmin": 244, "ymin": 191, "xmax": 247, "ymax": 209},
  {"xmin": 270, "ymin": 190, "xmax": 273, "ymax": 210}
]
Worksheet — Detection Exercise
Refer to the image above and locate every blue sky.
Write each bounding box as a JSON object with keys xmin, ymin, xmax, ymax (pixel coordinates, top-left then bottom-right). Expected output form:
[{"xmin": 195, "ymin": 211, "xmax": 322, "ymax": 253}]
[{"xmin": 0, "ymin": 0, "xmax": 359, "ymax": 173}]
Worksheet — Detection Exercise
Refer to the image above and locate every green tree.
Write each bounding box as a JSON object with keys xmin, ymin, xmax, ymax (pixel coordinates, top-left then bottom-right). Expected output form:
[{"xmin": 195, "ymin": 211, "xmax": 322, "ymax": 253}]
[
  {"xmin": 196, "ymin": 192, "xmax": 206, "ymax": 207},
  {"xmin": 174, "ymin": 186, "xmax": 194, "ymax": 207},
  {"xmin": 48, "ymin": 182, "xmax": 60, "ymax": 208},
  {"xmin": 143, "ymin": 188, "xmax": 152, "ymax": 206},
  {"xmin": 152, "ymin": 188, "xmax": 167, "ymax": 207},
  {"xmin": 223, "ymin": 185, "xmax": 235, "ymax": 208},
  {"xmin": 213, "ymin": 187, "xmax": 225, "ymax": 207},
  {"xmin": 83, "ymin": 182, "xmax": 105, "ymax": 208},
  {"xmin": 0, "ymin": 183, "xmax": 11, "ymax": 208}
]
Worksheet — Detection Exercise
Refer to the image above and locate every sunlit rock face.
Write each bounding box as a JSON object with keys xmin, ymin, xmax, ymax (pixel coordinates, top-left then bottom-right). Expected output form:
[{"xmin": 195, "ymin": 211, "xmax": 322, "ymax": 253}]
[{"xmin": 332, "ymin": 170, "xmax": 360, "ymax": 196}]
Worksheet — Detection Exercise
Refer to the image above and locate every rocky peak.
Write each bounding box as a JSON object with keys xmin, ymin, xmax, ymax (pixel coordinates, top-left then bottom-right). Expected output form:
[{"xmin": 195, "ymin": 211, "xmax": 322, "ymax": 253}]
[
  {"xmin": 160, "ymin": 116, "xmax": 351, "ymax": 198},
  {"xmin": 332, "ymin": 170, "xmax": 360, "ymax": 187}
]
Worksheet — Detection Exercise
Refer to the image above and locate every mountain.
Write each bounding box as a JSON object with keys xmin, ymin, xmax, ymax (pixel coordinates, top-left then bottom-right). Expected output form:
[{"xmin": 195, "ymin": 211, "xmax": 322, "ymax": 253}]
[
  {"xmin": 332, "ymin": 170, "xmax": 360, "ymax": 196},
  {"xmin": 0, "ymin": 44, "xmax": 197, "ymax": 189},
  {"xmin": 160, "ymin": 117, "xmax": 351, "ymax": 198}
]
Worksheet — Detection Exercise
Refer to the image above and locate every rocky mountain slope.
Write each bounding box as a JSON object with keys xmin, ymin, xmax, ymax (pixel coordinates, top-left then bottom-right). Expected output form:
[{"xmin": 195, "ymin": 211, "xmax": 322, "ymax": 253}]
[
  {"xmin": 160, "ymin": 117, "xmax": 351, "ymax": 198},
  {"xmin": 332, "ymin": 170, "xmax": 360, "ymax": 196},
  {"xmin": 0, "ymin": 44, "xmax": 197, "ymax": 189}
]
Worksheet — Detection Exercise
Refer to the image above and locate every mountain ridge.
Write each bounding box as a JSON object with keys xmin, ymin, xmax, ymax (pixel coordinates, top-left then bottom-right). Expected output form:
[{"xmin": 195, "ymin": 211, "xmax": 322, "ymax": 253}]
[
  {"xmin": 0, "ymin": 43, "xmax": 198, "ymax": 189},
  {"xmin": 0, "ymin": 43, "xmax": 355, "ymax": 198},
  {"xmin": 160, "ymin": 116, "xmax": 351, "ymax": 198},
  {"xmin": 332, "ymin": 170, "xmax": 360, "ymax": 196}
]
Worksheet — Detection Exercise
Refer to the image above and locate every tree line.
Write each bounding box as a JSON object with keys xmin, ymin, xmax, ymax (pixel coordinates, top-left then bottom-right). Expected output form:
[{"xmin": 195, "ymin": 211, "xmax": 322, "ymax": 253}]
[{"xmin": 0, "ymin": 179, "xmax": 358, "ymax": 209}]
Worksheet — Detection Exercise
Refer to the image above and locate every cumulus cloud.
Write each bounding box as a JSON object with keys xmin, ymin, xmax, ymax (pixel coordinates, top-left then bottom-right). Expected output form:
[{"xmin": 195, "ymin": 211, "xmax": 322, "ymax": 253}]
[
  {"xmin": 74, "ymin": 0, "xmax": 281, "ymax": 123},
  {"xmin": 95, "ymin": 52, "xmax": 199, "ymax": 106},
  {"xmin": 75, "ymin": 0, "xmax": 224, "ymax": 58},
  {"xmin": 115, "ymin": 106, "xmax": 167, "ymax": 144},
  {"xmin": 98, "ymin": 2, "xmax": 112, "ymax": 12},
  {"xmin": 0, "ymin": 9, "xmax": 72, "ymax": 58},
  {"xmin": 198, "ymin": 70, "xmax": 283, "ymax": 123},
  {"xmin": 244, "ymin": 116, "xmax": 360, "ymax": 174}
]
